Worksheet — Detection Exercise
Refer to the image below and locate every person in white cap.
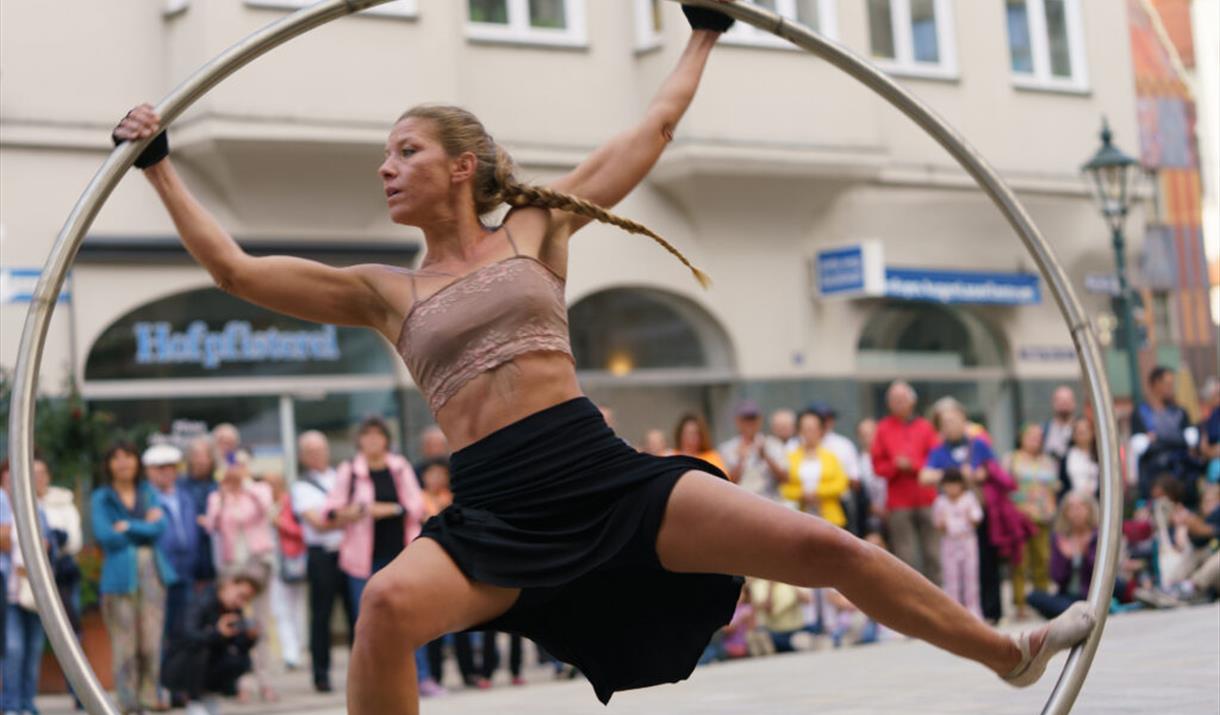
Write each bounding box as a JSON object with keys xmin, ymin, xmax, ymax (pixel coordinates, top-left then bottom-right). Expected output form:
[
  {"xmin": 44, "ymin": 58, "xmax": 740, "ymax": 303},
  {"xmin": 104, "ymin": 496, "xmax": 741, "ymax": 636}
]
[{"xmin": 144, "ymin": 442, "xmax": 201, "ymax": 707}]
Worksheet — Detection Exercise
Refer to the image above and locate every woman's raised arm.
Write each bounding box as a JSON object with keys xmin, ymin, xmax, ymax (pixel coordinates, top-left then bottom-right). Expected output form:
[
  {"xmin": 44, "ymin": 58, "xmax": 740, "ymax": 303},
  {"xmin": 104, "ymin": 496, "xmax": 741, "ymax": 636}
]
[
  {"xmin": 549, "ymin": 20, "xmax": 725, "ymax": 232},
  {"xmin": 116, "ymin": 105, "xmax": 399, "ymax": 335}
]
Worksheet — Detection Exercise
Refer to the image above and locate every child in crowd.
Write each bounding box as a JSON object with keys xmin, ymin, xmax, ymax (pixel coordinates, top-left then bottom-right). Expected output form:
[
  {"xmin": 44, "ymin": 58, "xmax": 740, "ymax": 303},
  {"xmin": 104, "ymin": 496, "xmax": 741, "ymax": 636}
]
[
  {"xmin": 825, "ymin": 589, "xmax": 879, "ymax": 648},
  {"xmin": 720, "ymin": 581, "xmax": 773, "ymax": 660},
  {"xmin": 748, "ymin": 578, "xmax": 812, "ymax": 653},
  {"xmin": 932, "ymin": 469, "xmax": 983, "ymax": 618}
]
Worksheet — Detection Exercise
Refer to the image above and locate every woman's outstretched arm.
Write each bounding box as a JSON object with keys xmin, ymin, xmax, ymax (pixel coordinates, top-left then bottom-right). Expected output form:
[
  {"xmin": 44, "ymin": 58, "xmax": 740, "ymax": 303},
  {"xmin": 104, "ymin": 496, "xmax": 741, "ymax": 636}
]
[
  {"xmin": 117, "ymin": 105, "xmax": 399, "ymax": 335},
  {"xmin": 549, "ymin": 25, "xmax": 723, "ymax": 232}
]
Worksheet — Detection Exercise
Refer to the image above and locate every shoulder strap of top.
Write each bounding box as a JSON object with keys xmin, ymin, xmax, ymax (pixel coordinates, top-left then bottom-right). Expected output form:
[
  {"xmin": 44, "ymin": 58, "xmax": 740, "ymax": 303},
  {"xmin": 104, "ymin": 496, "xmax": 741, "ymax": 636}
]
[
  {"xmin": 503, "ymin": 225, "xmax": 521, "ymax": 257},
  {"xmin": 407, "ymin": 271, "xmax": 418, "ymax": 303}
]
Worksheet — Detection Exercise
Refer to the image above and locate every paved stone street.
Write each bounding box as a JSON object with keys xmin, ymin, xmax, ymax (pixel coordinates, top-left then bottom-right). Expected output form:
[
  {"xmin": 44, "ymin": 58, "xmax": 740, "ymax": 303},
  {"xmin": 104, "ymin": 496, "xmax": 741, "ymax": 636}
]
[{"xmin": 37, "ymin": 605, "xmax": 1219, "ymax": 714}]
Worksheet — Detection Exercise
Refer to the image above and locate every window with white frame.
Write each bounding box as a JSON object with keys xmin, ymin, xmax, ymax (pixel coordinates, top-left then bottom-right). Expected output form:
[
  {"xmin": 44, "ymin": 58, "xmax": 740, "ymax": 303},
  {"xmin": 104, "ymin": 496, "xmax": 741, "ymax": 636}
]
[
  {"xmin": 467, "ymin": 0, "xmax": 586, "ymax": 47},
  {"xmin": 722, "ymin": 0, "xmax": 838, "ymax": 47},
  {"xmin": 243, "ymin": 0, "xmax": 417, "ymax": 18},
  {"xmin": 635, "ymin": 0, "xmax": 664, "ymax": 51},
  {"xmin": 1005, "ymin": 0, "xmax": 1088, "ymax": 91},
  {"xmin": 866, "ymin": 0, "xmax": 956, "ymax": 78}
]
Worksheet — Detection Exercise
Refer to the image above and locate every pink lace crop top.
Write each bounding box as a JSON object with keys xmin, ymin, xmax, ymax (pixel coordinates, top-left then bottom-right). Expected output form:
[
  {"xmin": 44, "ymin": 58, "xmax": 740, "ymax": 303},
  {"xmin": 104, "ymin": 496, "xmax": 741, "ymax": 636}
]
[{"xmin": 395, "ymin": 228, "xmax": 574, "ymax": 413}]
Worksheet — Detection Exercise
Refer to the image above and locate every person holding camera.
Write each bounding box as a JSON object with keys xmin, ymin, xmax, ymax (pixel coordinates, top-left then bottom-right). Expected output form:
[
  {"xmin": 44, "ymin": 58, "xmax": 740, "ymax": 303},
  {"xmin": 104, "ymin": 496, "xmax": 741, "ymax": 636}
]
[
  {"xmin": 163, "ymin": 571, "xmax": 264, "ymax": 715},
  {"xmin": 200, "ymin": 449, "xmax": 278, "ymax": 703}
]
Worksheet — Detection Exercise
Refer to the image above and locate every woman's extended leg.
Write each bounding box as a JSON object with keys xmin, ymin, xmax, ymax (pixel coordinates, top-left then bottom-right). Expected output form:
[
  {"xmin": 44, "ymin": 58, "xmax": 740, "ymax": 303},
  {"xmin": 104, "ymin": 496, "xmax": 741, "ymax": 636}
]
[
  {"xmin": 656, "ymin": 471, "xmax": 1075, "ymax": 678},
  {"xmin": 347, "ymin": 538, "xmax": 519, "ymax": 715}
]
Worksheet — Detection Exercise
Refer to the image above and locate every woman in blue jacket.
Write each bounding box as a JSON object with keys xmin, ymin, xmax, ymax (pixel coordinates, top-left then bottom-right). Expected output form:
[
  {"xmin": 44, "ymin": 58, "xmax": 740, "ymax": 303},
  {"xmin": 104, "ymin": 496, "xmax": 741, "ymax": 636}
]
[{"xmin": 92, "ymin": 441, "xmax": 178, "ymax": 714}]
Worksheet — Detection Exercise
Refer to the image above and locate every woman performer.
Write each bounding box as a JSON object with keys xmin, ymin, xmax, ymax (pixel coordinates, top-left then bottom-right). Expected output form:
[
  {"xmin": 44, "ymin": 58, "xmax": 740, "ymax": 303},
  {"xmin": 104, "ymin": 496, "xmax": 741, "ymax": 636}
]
[{"xmin": 112, "ymin": 4, "xmax": 1093, "ymax": 713}]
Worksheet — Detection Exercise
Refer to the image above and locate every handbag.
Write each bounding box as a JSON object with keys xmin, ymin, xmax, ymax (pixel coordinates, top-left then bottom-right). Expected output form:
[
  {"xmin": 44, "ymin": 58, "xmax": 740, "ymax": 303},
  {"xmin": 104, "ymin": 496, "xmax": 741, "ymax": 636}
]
[
  {"xmin": 17, "ymin": 571, "xmax": 38, "ymax": 612},
  {"xmin": 276, "ymin": 494, "xmax": 308, "ymax": 584},
  {"xmin": 279, "ymin": 551, "xmax": 307, "ymax": 583}
]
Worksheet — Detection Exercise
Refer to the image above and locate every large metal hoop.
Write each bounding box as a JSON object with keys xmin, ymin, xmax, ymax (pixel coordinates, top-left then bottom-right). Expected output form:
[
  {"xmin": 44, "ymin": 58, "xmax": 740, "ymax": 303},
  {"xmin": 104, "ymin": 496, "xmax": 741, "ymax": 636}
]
[{"xmin": 10, "ymin": 1, "xmax": 1119, "ymax": 713}]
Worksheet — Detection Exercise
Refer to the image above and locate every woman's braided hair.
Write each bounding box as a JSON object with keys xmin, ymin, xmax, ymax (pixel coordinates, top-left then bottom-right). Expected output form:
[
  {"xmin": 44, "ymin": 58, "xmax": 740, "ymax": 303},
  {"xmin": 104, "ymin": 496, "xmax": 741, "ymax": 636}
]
[{"xmin": 401, "ymin": 105, "xmax": 711, "ymax": 288}]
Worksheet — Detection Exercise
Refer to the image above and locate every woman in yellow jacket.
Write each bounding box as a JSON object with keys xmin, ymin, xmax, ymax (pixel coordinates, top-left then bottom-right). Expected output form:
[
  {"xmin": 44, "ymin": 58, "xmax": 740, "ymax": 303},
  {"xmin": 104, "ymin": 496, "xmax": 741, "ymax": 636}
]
[{"xmin": 783, "ymin": 409, "xmax": 849, "ymax": 527}]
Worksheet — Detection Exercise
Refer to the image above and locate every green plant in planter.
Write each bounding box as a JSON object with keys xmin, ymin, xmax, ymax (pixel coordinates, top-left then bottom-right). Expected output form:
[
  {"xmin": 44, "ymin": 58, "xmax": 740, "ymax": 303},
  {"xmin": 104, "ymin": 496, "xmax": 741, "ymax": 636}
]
[
  {"xmin": 1, "ymin": 369, "xmax": 155, "ymax": 490},
  {"xmin": 76, "ymin": 544, "xmax": 105, "ymax": 613},
  {"xmin": 1, "ymin": 368, "xmax": 157, "ymax": 612}
]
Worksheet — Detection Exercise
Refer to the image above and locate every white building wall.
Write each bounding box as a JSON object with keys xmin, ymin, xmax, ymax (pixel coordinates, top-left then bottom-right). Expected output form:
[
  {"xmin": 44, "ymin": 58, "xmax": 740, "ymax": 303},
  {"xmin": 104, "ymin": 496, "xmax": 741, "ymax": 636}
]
[{"xmin": 2, "ymin": 0, "xmax": 1141, "ymax": 427}]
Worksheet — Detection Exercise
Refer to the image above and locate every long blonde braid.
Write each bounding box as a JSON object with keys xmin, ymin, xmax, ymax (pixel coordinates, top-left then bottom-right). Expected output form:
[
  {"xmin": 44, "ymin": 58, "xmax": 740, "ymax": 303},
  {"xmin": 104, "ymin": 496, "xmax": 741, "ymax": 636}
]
[{"xmin": 402, "ymin": 104, "xmax": 711, "ymax": 289}]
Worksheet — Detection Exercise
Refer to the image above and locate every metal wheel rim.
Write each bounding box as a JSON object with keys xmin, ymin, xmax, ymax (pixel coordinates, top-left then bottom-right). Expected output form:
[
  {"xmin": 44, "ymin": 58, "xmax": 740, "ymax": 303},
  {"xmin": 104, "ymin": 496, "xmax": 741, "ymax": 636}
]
[{"xmin": 9, "ymin": 2, "xmax": 1118, "ymax": 713}]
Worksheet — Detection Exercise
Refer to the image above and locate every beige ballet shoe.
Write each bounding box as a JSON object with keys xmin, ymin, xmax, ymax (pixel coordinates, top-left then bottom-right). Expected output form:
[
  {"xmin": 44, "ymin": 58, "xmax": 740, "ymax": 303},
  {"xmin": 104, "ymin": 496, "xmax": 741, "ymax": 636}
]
[{"xmin": 1003, "ymin": 601, "xmax": 1096, "ymax": 687}]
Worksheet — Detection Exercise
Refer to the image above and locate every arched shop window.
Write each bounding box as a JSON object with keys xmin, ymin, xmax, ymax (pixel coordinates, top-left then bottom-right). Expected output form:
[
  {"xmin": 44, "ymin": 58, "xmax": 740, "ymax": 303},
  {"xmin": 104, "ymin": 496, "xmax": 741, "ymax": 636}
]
[
  {"xmin": 567, "ymin": 287, "xmax": 735, "ymax": 448},
  {"xmin": 856, "ymin": 302, "xmax": 1016, "ymax": 450},
  {"xmin": 856, "ymin": 302, "xmax": 1006, "ymax": 371},
  {"xmin": 83, "ymin": 287, "xmax": 401, "ymax": 470},
  {"xmin": 568, "ymin": 287, "xmax": 733, "ymax": 376}
]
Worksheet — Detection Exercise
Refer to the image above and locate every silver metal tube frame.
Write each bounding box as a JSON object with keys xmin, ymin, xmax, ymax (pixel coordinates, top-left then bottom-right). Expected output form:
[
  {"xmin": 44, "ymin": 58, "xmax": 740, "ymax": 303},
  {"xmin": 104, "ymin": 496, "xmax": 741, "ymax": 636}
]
[{"xmin": 11, "ymin": 2, "xmax": 1117, "ymax": 713}]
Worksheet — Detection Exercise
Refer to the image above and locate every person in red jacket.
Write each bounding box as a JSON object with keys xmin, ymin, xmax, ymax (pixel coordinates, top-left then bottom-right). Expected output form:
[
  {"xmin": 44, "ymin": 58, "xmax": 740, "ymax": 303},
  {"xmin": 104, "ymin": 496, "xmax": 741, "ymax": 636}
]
[{"xmin": 871, "ymin": 381, "xmax": 941, "ymax": 583}]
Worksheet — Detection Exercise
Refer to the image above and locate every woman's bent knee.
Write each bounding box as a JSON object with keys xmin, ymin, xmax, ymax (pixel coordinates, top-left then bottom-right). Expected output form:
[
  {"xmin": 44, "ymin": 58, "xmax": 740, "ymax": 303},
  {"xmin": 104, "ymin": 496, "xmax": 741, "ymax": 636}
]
[{"xmin": 355, "ymin": 573, "xmax": 434, "ymax": 649}]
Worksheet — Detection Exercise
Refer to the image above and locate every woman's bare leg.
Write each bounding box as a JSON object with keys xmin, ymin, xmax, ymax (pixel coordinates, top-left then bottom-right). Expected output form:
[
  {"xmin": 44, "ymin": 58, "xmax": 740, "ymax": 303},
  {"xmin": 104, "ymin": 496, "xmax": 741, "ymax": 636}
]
[
  {"xmin": 656, "ymin": 471, "xmax": 1025, "ymax": 675},
  {"xmin": 347, "ymin": 538, "xmax": 519, "ymax": 715}
]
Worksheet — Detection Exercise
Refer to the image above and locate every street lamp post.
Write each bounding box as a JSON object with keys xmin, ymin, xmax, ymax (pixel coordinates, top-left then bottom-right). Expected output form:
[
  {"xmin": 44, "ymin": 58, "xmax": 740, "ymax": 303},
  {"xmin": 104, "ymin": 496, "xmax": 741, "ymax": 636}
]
[{"xmin": 1082, "ymin": 119, "xmax": 1143, "ymax": 406}]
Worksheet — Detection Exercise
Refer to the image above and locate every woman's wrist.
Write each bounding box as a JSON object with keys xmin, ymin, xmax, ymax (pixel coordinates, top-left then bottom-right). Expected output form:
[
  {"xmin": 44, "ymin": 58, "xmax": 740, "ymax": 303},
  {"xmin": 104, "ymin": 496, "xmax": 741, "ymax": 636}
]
[{"xmin": 142, "ymin": 157, "xmax": 175, "ymax": 188}]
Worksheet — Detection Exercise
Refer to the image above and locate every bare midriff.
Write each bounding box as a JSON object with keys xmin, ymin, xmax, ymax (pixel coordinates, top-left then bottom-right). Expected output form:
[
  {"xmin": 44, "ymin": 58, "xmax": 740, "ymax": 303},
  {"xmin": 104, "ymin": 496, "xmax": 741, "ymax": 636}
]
[{"xmin": 431, "ymin": 350, "xmax": 582, "ymax": 452}]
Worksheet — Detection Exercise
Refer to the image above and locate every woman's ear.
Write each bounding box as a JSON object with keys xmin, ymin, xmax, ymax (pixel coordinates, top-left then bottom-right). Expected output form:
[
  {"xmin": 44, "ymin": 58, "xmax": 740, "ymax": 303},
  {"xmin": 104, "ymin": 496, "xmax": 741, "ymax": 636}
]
[{"xmin": 451, "ymin": 151, "xmax": 478, "ymax": 184}]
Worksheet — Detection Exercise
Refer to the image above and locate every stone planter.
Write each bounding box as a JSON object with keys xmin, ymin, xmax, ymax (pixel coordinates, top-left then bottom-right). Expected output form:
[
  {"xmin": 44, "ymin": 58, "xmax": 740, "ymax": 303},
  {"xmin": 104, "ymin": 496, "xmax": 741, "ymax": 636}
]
[{"xmin": 39, "ymin": 608, "xmax": 113, "ymax": 694}]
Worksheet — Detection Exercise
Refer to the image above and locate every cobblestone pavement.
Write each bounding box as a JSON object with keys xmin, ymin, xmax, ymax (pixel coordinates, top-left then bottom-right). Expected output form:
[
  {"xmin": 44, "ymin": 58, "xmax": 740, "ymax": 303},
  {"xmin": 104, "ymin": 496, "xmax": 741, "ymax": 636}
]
[{"xmin": 36, "ymin": 604, "xmax": 1219, "ymax": 714}]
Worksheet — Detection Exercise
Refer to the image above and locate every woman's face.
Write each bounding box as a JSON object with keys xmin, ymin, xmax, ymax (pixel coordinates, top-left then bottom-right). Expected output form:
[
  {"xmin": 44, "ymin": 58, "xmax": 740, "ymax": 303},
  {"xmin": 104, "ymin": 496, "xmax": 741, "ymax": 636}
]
[
  {"xmin": 679, "ymin": 421, "xmax": 701, "ymax": 453},
  {"xmin": 108, "ymin": 449, "xmax": 139, "ymax": 484},
  {"xmin": 1064, "ymin": 497, "xmax": 1091, "ymax": 531},
  {"xmin": 358, "ymin": 428, "xmax": 389, "ymax": 458},
  {"xmin": 939, "ymin": 408, "xmax": 966, "ymax": 441},
  {"xmin": 422, "ymin": 465, "xmax": 450, "ymax": 493},
  {"xmin": 378, "ymin": 117, "xmax": 460, "ymax": 227},
  {"xmin": 33, "ymin": 460, "xmax": 51, "ymax": 497},
  {"xmin": 1020, "ymin": 424, "xmax": 1044, "ymax": 453},
  {"xmin": 1073, "ymin": 419, "xmax": 1093, "ymax": 447},
  {"xmin": 222, "ymin": 462, "xmax": 247, "ymax": 488},
  {"xmin": 799, "ymin": 414, "xmax": 823, "ymax": 446}
]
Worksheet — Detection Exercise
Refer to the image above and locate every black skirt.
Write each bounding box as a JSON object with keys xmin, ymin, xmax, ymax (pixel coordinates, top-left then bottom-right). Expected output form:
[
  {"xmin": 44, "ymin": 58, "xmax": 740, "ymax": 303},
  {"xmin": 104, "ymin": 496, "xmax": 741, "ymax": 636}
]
[{"xmin": 418, "ymin": 397, "xmax": 743, "ymax": 704}]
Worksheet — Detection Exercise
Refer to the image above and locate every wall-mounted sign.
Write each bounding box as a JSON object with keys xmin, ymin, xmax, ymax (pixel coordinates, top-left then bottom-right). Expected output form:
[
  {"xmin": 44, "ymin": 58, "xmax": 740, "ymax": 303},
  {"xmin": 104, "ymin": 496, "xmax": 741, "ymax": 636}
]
[
  {"xmin": 134, "ymin": 320, "xmax": 340, "ymax": 370},
  {"xmin": 1084, "ymin": 273, "xmax": 1120, "ymax": 296},
  {"xmin": 884, "ymin": 268, "xmax": 1041, "ymax": 305},
  {"xmin": 86, "ymin": 287, "xmax": 392, "ymax": 381},
  {"xmin": 814, "ymin": 243, "xmax": 1041, "ymax": 306},
  {"xmin": 1018, "ymin": 346, "xmax": 1079, "ymax": 362},
  {"xmin": 814, "ymin": 242, "xmax": 885, "ymax": 298},
  {"xmin": 0, "ymin": 268, "xmax": 71, "ymax": 304}
]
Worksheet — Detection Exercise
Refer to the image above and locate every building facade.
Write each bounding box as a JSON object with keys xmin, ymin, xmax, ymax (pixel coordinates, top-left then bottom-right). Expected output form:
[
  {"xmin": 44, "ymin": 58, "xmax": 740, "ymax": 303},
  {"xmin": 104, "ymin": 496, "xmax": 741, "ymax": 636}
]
[
  {"xmin": 1125, "ymin": 0, "xmax": 1218, "ymax": 417},
  {"xmin": 1, "ymin": 0, "xmax": 1167, "ymax": 467}
]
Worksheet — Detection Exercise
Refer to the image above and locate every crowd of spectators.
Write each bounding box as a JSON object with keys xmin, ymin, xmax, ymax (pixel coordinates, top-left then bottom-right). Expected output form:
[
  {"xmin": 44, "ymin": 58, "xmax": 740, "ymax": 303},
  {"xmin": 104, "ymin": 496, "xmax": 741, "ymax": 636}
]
[
  {"xmin": 0, "ymin": 364, "xmax": 1216, "ymax": 712},
  {"xmin": 638, "ymin": 368, "xmax": 1220, "ymax": 664}
]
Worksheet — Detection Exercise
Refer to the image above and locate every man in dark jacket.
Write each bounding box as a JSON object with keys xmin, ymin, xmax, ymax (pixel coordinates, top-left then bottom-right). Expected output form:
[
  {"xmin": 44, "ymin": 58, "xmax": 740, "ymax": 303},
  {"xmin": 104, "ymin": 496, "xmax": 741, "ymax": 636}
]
[
  {"xmin": 1132, "ymin": 366, "xmax": 1197, "ymax": 506},
  {"xmin": 162, "ymin": 572, "xmax": 261, "ymax": 711}
]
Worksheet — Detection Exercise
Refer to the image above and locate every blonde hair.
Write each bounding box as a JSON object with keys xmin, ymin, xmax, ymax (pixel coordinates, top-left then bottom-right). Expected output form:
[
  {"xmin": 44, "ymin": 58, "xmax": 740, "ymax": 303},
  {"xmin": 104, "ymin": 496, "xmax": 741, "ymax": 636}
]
[
  {"xmin": 400, "ymin": 105, "xmax": 710, "ymax": 288},
  {"xmin": 1053, "ymin": 492, "xmax": 1099, "ymax": 536}
]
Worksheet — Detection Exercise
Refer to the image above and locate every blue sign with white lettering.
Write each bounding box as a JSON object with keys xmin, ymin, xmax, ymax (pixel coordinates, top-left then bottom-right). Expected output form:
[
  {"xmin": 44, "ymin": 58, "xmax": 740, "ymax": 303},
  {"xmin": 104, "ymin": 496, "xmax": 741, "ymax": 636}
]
[
  {"xmin": 0, "ymin": 268, "xmax": 71, "ymax": 304},
  {"xmin": 817, "ymin": 246, "xmax": 867, "ymax": 295},
  {"xmin": 884, "ymin": 268, "xmax": 1041, "ymax": 305},
  {"xmin": 133, "ymin": 320, "xmax": 341, "ymax": 370}
]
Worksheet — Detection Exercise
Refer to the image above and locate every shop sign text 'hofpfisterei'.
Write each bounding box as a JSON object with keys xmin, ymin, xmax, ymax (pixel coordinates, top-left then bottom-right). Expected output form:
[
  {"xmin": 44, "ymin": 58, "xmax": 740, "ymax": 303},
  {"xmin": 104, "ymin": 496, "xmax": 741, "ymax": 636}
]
[
  {"xmin": 134, "ymin": 320, "xmax": 340, "ymax": 369},
  {"xmin": 814, "ymin": 242, "xmax": 1040, "ymax": 306}
]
